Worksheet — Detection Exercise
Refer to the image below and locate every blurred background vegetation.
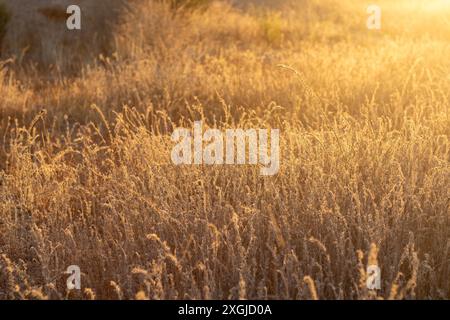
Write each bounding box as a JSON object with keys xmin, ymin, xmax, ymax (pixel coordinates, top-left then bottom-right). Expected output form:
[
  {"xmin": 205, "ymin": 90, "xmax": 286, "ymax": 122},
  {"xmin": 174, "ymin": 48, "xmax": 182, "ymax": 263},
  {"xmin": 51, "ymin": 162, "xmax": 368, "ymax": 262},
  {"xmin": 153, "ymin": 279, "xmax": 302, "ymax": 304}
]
[{"xmin": 0, "ymin": 0, "xmax": 448, "ymax": 300}]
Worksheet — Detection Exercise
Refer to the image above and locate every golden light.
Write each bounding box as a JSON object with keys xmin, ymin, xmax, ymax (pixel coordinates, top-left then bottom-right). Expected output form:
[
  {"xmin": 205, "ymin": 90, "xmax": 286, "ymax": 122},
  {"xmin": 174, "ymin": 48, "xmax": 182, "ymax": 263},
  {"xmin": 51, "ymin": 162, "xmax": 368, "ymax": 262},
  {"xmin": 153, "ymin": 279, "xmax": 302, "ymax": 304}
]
[{"xmin": 420, "ymin": 0, "xmax": 450, "ymax": 11}]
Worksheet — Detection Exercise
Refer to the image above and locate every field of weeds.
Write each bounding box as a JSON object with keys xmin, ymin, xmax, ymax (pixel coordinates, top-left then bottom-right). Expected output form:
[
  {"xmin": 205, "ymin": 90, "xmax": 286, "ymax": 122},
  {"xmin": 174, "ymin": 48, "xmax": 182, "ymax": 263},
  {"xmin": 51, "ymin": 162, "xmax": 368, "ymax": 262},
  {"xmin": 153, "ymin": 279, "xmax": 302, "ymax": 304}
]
[{"xmin": 0, "ymin": 0, "xmax": 449, "ymax": 299}]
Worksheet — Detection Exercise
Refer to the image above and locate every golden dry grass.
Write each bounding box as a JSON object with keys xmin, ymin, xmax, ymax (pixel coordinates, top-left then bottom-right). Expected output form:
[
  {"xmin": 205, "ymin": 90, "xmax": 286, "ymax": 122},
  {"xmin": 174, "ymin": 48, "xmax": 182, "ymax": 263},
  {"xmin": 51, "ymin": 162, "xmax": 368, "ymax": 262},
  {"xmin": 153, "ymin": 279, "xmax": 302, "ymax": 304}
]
[{"xmin": 0, "ymin": 0, "xmax": 449, "ymax": 299}]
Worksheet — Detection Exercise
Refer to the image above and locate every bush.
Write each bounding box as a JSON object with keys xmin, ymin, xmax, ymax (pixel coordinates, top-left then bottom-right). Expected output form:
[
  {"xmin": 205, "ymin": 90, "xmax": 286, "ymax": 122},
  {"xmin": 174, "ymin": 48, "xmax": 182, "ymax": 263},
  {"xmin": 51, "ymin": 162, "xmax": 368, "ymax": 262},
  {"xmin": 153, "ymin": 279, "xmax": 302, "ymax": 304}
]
[
  {"xmin": 0, "ymin": 2, "xmax": 10, "ymax": 51},
  {"xmin": 260, "ymin": 12, "xmax": 284, "ymax": 45},
  {"xmin": 169, "ymin": 0, "xmax": 212, "ymax": 10}
]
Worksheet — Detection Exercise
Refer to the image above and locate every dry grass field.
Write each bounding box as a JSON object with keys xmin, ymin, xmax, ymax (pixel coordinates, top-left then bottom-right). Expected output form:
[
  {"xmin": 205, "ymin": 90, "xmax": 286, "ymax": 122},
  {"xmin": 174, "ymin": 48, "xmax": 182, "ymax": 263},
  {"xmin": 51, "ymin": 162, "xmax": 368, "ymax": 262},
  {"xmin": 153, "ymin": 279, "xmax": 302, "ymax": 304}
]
[{"xmin": 0, "ymin": 0, "xmax": 449, "ymax": 300}]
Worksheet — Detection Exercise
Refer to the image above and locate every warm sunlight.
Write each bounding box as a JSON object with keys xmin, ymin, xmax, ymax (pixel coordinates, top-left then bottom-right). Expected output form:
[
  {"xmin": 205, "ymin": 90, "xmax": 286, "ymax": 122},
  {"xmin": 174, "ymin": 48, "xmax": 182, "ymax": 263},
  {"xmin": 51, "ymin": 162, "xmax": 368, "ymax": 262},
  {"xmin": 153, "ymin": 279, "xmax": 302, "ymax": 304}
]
[
  {"xmin": 423, "ymin": 0, "xmax": 450, "ymax": 10},
  {"xmin": 0, "ymin": 0, "xmax": 449, "ymax": 303},
  {"xmin": 379, "ymin": 0, "xmax": 450, "ymax": 12}
]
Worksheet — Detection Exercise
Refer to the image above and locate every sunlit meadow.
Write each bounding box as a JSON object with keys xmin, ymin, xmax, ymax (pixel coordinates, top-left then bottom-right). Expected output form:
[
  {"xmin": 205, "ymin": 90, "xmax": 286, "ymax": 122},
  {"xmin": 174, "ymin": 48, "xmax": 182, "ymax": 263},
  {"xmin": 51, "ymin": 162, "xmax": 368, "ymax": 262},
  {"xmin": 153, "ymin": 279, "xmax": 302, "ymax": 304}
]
[{"xmin": 0, "ymin": 0, "xmax": 449, "ymax": 299}]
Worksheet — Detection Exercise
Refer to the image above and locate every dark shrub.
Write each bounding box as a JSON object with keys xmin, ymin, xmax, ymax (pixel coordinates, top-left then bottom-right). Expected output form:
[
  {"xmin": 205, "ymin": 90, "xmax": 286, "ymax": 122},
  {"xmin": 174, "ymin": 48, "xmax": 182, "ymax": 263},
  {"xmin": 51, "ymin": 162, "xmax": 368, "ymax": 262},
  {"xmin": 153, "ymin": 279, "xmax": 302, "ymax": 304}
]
[{"xmin": 0, "ymin": 2, "xmax": 10, "ymax": 50}]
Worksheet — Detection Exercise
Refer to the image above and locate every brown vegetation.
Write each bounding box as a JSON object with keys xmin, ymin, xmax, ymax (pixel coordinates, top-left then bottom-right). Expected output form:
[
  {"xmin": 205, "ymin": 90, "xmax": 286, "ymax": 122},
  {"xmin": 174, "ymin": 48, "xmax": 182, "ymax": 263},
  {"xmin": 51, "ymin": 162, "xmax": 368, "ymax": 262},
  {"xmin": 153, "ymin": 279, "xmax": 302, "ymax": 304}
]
[{"xmin": 0, "ymin": 0, "xmax": 449, "ymax": 299}]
